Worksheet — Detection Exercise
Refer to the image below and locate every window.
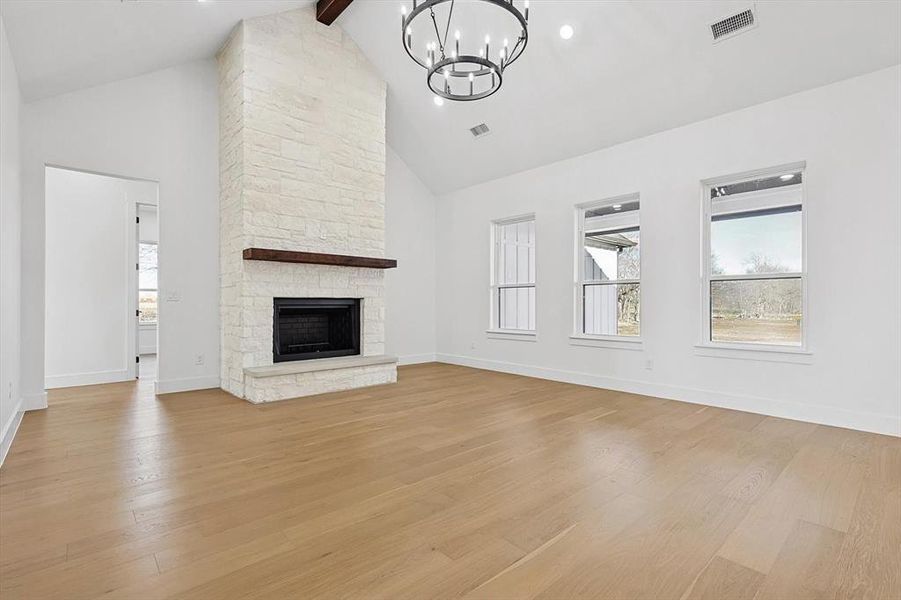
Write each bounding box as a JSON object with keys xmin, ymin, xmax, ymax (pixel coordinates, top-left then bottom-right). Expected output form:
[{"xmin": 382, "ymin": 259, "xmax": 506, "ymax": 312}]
[
  {"xmin": 575, "ymin": 196, "xmax": 641, "ymax": 338},
  {"xmin": 702, "ymin": 165, "xmax": 805, "ymax": 348},
  {"xmin": 491, "ymin": 215, "xmax": 536, "ymax": 332},
  {"xmin": 139, "ymin": 242, "xmax": 158, "ymax": 324}
]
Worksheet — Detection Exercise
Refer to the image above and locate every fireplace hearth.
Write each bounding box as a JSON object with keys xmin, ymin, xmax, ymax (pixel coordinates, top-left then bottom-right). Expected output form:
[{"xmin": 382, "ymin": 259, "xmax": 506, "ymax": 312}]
[{"xmin": 273, "ymin": 298, "xmax": 361, "ymax": 363}]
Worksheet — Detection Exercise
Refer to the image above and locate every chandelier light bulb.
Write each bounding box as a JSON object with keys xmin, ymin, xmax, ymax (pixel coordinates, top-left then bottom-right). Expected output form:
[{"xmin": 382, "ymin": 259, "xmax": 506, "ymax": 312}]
[
  {"xmin": 401, "ymin": 5, "xmax": 406, "ymax": 15},
  {"xmin": 444, "ymin": 69, "xmax": 450, "ymax": 80},
  {"xmin": 469, "ymin": 72, "xmax": 474, "ymax": 82},
  {"xmin": 504, "ymin": 38, "xmax": 509, "ymax": 47},
  {"xmin": 406, "ymin": 26, "xmax": 412, "ymax": 35},
  {"xmin": 455, "ymin": 30, "xmax": 461, "ymax": 40},
  {"xmin": 433, "ymin": 95, "xmax": 444, "ymax": 106},
  {"xmin": 485, "ymin": 35, "xmax": 490, "ymax": 44}
]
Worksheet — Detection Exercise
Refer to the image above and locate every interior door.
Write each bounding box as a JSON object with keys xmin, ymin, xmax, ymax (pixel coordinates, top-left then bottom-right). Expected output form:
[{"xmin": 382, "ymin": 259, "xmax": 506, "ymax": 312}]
[
  {"xmin": 44, "ymin": 167, "xmax": 137, "ymax": 388},
  {"xmin": 134, "ymin": 205, "xmax": 140, "ymax": 380},
  {"xmin": 127, "ymin": 200, "xmax": 138, "ymax": 381}
]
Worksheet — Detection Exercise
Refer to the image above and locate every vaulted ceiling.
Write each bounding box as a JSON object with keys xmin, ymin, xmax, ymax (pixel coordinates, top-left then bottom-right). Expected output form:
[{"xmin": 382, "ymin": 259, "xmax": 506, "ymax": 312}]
[
  {"xmin": 2, "ymin": 0, "xmax": 899, "ymax": 195},
  {"xmin": 340, "ymin": 0, "xmax": 901, "ymax": 193},
  {"xmin": 0, "ymin": 0, "xmax": 312, "ymax": 100}
]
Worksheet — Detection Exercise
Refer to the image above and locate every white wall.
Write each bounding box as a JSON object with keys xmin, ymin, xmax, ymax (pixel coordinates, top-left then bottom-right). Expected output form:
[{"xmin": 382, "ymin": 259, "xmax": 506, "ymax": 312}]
[
  {"xmin": 385, "ymin": 147, "xmax": 438, "ymax": 364},
  {"xmin": 436, "ymin": 65, "xmax": 901, "ymax": 436},
  {"xmin": 21, "ymin": 59, "xmax": 220, "ymax": 400},
  {"xmin": 44, "ymin": 168, "xmax": 139, "ymax": 387},
  {"xmin": 0, "ymin": 15, "xmax": 24, "ymax": 463}
]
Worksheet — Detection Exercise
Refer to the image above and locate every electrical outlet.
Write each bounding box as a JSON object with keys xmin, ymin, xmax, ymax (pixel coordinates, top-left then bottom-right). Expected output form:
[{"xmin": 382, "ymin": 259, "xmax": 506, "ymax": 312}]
[
  {"xmin": 645, "ymin": 359, "xmax": 654, "ymax": 371},
  {"xmin": 165, "ymin": 290, "xmax": 181, "ymax": 302},
  {"xmin": 195, "ymin": 354, "xmax": 205, "ymax": 366}
]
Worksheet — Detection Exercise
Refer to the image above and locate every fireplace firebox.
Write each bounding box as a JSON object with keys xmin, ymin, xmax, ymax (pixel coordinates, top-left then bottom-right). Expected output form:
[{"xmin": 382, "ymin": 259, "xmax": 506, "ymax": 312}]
[{"xmin": 273, "ymin": 298, "xmax": 361, "ymax": 363}]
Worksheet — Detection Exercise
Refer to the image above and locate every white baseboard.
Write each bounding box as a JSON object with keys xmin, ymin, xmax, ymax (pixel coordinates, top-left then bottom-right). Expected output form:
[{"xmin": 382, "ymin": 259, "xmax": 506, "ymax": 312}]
[
  {"xmin": 155, "ymin": 375, "xmax": 221, "ymax": 395},
  {"xmin": 435, "ymin": 353, "xmax": 901, "ymax": 437},
  {"xmin": 45, "ymin": 369, "xmax": 130, "ymax": 389},
  {"xmin": 22, "ymin": 391, "xmax": 48, "ymax": 410},
  {"xmin": 397, "ymin": 353, "xmax": 437, "ymax": 366},
  {"xmin": 0, "ymin": 400, "xmax": 24, "ymax": 468}
]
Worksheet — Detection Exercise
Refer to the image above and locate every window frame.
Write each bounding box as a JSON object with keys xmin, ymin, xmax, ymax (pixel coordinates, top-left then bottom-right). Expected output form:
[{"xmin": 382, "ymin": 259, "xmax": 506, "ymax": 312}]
[
  {"xmin": 572, "ymin": 193, "xmax": 643, "ymax": 346},
  {"xmin": 699, "ymin": 162, "xmax": 809, "ymax": 355},
  {"xmin": 488, "ymin": 213, "xmax": 537, "ymax": 338},
  {"xmin": 138, "ymin": 240, "xmax": 159, "ymax": 326}
]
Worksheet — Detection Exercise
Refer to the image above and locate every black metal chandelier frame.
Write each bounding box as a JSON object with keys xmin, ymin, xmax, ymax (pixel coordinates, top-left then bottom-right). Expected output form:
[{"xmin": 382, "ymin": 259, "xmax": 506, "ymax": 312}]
[{"xmin": 400, "ymin": 0, "xmax": 529, "ymax": 102}]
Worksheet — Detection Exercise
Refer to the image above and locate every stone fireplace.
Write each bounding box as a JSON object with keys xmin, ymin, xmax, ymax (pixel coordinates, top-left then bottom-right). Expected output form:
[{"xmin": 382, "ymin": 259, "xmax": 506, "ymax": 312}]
[{"xmin": 217, "ymin": 6, "xmax": 397, "ymax": 403}]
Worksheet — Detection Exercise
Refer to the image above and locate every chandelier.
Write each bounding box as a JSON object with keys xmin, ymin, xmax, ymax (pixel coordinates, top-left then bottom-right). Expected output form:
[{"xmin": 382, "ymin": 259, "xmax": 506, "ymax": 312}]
[{"xmin": 400, "ymin": 0, "xmax": 530, "ymax": 102}]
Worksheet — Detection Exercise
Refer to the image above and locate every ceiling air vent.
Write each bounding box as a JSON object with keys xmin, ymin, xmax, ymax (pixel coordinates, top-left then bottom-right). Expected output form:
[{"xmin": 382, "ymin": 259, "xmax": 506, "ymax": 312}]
[
  {"xmin": 710, "ymin": 7, "xmax": 757, "ymax": 42},
  {"xmin": 469, "ymin": 123, "xmax": 491, "ymax": 139}
]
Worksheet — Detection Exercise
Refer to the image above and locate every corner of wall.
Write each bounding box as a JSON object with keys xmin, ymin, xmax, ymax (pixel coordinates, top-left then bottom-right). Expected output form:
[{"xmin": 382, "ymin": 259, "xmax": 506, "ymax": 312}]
[{"xmin": 0, "ymin": 13, "xmax": 26, "ymax": 466}]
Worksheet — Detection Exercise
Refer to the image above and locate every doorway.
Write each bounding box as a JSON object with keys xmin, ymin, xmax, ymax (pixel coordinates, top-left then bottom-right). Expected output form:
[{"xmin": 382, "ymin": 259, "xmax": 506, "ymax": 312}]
[
  {"xmin": 44, "ymin": 166, "xmax": 159, "ymax": 388},
  {"xmin": 138, "ymin": 204, "xmax": 159, "ymax": 381}
]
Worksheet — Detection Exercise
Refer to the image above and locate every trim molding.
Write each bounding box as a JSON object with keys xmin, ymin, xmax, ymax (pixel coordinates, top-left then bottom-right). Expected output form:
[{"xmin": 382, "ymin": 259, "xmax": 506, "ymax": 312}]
[
  {"xmin": 435, "ymin": 353, "xmax": 901, "ymax": 437},
  {"xmin": 155, "ymin": 375, "xmax": 221, "ymax": 395},
  {"xmin": 0, "ymin": 400, "xmax": 24, "ymax": 468},
  {"xmin": 22, "ymin": 391, "xmax": 48, "ymax": 411},
  {"xmin": 45, "ymin": 369, "xmax": 129, "ymax": 389},
  {"xmin": 397, "ymin": 353, "xmax": 438, "ymax": 366}
]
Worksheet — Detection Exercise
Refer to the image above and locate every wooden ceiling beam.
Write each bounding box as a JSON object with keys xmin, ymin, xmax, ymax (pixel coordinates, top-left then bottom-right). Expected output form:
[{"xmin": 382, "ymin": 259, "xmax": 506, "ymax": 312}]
[{"xmin": 316, "ymin": 0, "xmax": 354, "ymax": 26}]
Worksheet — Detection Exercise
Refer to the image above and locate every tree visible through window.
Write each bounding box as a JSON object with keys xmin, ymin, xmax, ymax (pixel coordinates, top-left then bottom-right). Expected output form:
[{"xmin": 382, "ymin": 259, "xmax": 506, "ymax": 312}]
[
  {"xmin": 705, "ymin": 169, "xmax": 804, "ymax": 346},
  {"xmin": 139, "ymin": 243, "xmax": 158, "ymax": 324},
  {"xmin": 577, "ymin": 198, "xmax": 641, "ymax": 337}
]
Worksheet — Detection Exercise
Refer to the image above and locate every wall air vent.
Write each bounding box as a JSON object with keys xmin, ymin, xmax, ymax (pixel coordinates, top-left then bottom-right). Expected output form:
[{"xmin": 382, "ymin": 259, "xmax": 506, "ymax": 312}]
[
  {"xmin": 710, "ymin": 7, "xmax": 757, "ymax": 42},
  {"xmin": 469, "ymin": 123, "xmax": 491, "ymax": 139}
]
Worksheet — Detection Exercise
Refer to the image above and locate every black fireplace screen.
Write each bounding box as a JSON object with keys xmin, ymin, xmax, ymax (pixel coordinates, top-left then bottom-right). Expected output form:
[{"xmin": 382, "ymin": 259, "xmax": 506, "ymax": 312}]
[{"xmin": 273, "ymin": 298, "xmax": 361, "ymax": 362}]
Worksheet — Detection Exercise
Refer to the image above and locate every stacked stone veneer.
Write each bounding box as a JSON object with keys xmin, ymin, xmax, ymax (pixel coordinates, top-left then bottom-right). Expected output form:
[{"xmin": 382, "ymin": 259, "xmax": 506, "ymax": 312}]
[{"xmin": 218, "ymin": 7, "xmax": 395, "ymax": 403}]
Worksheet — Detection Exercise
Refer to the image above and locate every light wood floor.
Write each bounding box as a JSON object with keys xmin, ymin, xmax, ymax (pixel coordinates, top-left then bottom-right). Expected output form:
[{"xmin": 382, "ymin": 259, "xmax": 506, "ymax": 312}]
[{"xmin": 1, "ymin": 364, "xmax": 898, "ymax": 599}]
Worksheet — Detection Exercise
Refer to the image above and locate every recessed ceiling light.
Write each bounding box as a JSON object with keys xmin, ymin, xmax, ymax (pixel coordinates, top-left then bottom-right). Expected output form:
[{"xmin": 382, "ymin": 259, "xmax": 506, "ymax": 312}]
[
  {"xmin": 559, "ymin": 25, "xmax": 574, "ymax": 40},
  {"xmin": 779, "ymin": 174, "xmax": 795, "ymax": 181},
  {"xmin": 433, "ymin": 95, "xmax": 444, "ymax": 107}
]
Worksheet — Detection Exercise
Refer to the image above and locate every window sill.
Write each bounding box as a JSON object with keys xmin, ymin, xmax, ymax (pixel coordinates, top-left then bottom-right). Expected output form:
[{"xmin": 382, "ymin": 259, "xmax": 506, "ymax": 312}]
[
  {"xmin": 569, "ymin": 335, "xmax": 643, "ymax": 351},
  {"xmin": 486, "ymin": 329, "xmax": 537, "ymax": 342},
  {"xmin": 693, "ymin": 343, "xmax": 813, "ymax": 364}
]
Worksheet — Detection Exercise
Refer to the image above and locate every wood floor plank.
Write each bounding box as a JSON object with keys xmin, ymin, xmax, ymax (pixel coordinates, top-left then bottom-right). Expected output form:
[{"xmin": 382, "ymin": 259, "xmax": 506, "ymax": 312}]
[
  {"xmin": 0, "ymin": 363, "xmax": 897, "ymax": 599},
  {"xmin": 755, "ymin": 520, "xmax": 845, "ymax": 599},
  {"xmin": 681, "ymin": 556, "xmax": 764, "ymax": 600}
]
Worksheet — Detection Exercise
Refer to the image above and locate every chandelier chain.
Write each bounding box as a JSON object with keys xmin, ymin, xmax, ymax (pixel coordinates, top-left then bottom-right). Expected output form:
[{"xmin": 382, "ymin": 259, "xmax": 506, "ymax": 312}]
[
  {"xmin": 442, "ymin": 0, "xmax": 455, "ymax": 53},
  {"xmin": 429, "ymin": 9, "xmax": 445, "ymax": 58}
]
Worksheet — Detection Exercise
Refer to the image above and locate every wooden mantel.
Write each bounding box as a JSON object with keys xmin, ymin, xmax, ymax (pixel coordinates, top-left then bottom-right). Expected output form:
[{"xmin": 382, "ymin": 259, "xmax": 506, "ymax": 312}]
[{"xmin": 243, "ymin": 248, "xmax": 397, "ymax": 269}]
